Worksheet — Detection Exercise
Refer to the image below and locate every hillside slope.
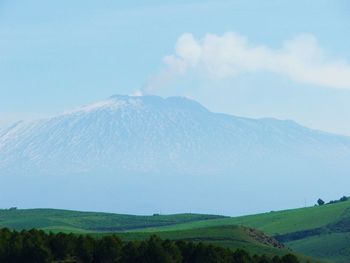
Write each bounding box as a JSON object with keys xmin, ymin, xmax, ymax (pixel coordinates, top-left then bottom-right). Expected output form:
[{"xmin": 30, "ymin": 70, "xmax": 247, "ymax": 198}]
[
  {"xmin": 0, "ymin": 208, "xmax": 324, "ymax": 262},
  {"xmin": 0, "ymin": 208, "xmax": 224, "ymax": 233},
  {"xmin": 113, "ymin": 226, "xmax": 293, "ymax": 259},
  {"xmin": 139, "ymin": 199, "xmax": 350, "ymax": 234},
  {"xmin": 134, "ymin": 199, "xmax": 350, "ymax": 262}
]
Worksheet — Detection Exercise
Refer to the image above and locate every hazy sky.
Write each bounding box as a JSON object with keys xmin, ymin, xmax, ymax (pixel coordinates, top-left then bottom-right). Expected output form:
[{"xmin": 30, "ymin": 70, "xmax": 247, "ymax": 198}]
[{"xmin": 1, "ymin": 0, "xmax": 350, "ymax": 135}]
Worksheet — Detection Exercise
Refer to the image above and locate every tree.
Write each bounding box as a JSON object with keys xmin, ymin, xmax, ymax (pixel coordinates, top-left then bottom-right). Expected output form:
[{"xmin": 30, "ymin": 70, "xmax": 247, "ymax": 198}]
[
  {"xmin": 317, "ymin": 198, "xmax": 325, "ymax": 206},
  {"xmin": 340, "ymin": 196, "xmax": 348, "ymax": 202},
  {"xmin": 0, "ymin": 228, "xmax": 302, "ymax": 263},
  {"xmin": 94, "ymin": 235, "xmax": 122, "ymax": 263},
  {"xmin": 75, "ymin": 235, "xmax": 94, "ymax": 263},
  {"xmin": 231, "ymin": 249, "xmax": 252, "ymax": 263},
  {"xmin": 120, "ymin": 242, "xmax": 141, "ymax": 263},
  {"xmin": 143, "ymin": 235, "xmax": 174, "ymax": 263},
  {"xmin": 162, "ymin": 239, "xmax": 182, "ymax": 263},
  {"xmin": 281, "ymin": 254, "xmax": 299, "ymax": 263}
]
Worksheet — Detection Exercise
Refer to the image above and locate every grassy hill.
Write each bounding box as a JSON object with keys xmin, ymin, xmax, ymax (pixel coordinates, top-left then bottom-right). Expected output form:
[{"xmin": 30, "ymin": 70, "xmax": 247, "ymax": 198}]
[
  {"xmin": 0, "ymin": 208, "xmax": 312, "ymax": 261},
  {"xmin": 288, "ymin": 233, "xmax": 350, "ymax": 263},
  {"xmin": 106, "ymin": 225, "xmax": 299, "ymax": 259},
  {"xmin": 2, "ymin": 200, "xmax": 350, "ymax": 262},
  {"xmin": 130, "ymin": 200, "xmax": 350, "ymax": 263},
  {"xmin": 0, "ymin": 208, "xmax": 224, "ymax": 232},
  {"xmin": 133, "ymin": 200, "xmax": 350, "ymax": 235}
]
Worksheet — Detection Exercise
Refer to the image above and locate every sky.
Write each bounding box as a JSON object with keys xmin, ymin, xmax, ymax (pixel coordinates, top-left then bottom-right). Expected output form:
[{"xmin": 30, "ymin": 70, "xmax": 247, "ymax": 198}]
[{"xmin": 1, "ymin": 0, "xmax": 350, "ymax": 135}]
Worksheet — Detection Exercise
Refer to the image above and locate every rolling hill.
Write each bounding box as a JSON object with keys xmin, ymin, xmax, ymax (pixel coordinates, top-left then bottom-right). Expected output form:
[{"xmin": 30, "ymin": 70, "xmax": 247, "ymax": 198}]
[
  {"xmin": 133, "ymin": 198, "xmax": 350, "ymax": 235},
  {"xmin": 2, "ymin": 200, "xmax": 350, "ymax": 261},
  {"xmin": 128, "ymin": 199, "xmax": 350, "ymax": 263},
  {"xmin": 0, "ymin": 208, "xmax": 312, "ymax": 261},
  {"xmin": 0, "ymin": 208, "xmax": 224, "ymax": 233},
  {"xmin": 112, "ymin": 226, "xmax": 293, "ymax": 259},
  {"xmin": 0, "ymin": 201, "xmax": 350, "ymax": 263}
]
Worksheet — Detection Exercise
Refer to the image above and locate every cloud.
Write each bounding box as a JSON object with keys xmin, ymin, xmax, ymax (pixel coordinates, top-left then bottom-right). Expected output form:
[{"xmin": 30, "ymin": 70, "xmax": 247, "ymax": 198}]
[{"xmin": 147, "ymin": 32, "xmax": 350, "ymax": 90}]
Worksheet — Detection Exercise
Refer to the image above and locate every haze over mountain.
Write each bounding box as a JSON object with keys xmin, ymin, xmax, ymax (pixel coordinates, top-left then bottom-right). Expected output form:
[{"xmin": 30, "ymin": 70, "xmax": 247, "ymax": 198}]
[{"xmin": 1, "ymin": 95, "xmax": 349, "ymax": 215}]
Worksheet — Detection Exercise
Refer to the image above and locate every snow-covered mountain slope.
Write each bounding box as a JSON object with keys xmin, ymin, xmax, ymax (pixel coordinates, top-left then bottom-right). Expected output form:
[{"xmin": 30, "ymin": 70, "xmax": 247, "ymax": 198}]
[{"xmin": 1, "ymin": 95, "xmax": 350, "ymax": 214}]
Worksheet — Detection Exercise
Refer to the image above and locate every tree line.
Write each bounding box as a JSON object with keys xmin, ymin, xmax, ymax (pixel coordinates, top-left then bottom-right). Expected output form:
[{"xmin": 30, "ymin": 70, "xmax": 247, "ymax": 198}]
[
  {"xmin": 317, "ymin": 195, "xmax": 348, "ymax": 206},
  {"xmin": 0, "ymin": 228, "xmax": 304, "ymax": 263}
]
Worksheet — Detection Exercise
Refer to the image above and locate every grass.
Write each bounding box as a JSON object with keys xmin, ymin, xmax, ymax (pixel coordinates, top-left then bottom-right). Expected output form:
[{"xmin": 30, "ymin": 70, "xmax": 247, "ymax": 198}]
[
  {"xmin": 2, "ymin": 201, "xmax": 350, "ymax": 262},
  {"xmin": 94, "ymin": 226, "xmax": 321, "ymax": 262},
  {"xmin": 288, "ymin": 232, "xmax": 350, "ymax": 263},
  {"xmin": 3, "ymin": 201, "xmax": 349, "ymax": 235},
  {"xmin": 132, "ymin": 200, "xmax": 350, "ymax": 235},
  {"xmin": 126, "ymin": 200, "xmax": 350, "ymax": 262},
  {"xmin": 0, "ymin": 209, "xmax": 310, "ymax": 260},
  {"xmin": 0, "ymin": 208, "xmax": 225, "ymax": 232},
  {"xmin": 111, "ymin": 225, "xmax": 293, "ymax": 256}
]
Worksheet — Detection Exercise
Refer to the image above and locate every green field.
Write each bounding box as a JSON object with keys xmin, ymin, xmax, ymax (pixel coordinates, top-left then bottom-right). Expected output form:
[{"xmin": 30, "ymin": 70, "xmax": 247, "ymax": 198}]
[
  {"xmin": 0, "ymin": 208, "xmax": 306, "ymax": 261},
  {"xmin": 132, "ymin": 200, "xmax": 350, "ymax": 235},
  {"xmin": 2, "ymin": 200, "xmax": 350, "ymax": 262},
  {"xmin": 106, "ymin": 225, "xmax": 315, "ymax": 261},
  {"xmin": 288, "ymin": 232, "xmax": 350, "ymax": 263},
  {"xmin": 0, "ymin": 208, "xmax": 224, "ymax": 232},
  {"xmin": 130, "ymin": 200, "xmax": 350, "ymax": 262}
]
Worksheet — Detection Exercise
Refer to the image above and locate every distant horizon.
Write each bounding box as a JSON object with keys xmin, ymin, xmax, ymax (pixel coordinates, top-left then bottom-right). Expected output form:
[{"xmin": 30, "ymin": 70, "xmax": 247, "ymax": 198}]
[{"xmin": 2, "ymin": 193, "xmax": 348, "ymax": 216}]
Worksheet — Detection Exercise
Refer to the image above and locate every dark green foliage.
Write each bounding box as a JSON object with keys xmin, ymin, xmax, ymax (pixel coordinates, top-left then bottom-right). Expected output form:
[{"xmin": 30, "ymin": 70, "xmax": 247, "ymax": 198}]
[
  {"xmin": 280, "ymin": 254, "xmax": 299, "ymax": 263},
  {"xmin": 0, "ymin": 228, "xmax": 301, "ymax": 263},
  {"xmin": 94, "ymin": 235, "xmax": 122, "ymax": 263},
  {"xmin": 328, "ymin": 196, "xmax": 349, "ymax": 205},
  {"xmin": 317, "ymin": 199, "xmax": 325, "ymax": 206},
  {"xmin": 0, "ymin": 229, "xmax": 52, "ymax": 263},
  {"xmin": 340, "ymin": 196, "xmax": 348, "ymax": 202},
  {"xmin": 75, "ymin": 235, "xmax": 94, "ymax": 263},
  {"xmin": 48, "ymin": 232, "xmax": 74, "ymax": 260}
]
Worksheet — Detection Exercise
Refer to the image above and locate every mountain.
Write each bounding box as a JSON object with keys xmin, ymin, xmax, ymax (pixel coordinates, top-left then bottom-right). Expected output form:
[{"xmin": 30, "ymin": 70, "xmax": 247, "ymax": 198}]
[{"xmin": 1, "ymin": 95, "xmax": 350, "ymax": 214}]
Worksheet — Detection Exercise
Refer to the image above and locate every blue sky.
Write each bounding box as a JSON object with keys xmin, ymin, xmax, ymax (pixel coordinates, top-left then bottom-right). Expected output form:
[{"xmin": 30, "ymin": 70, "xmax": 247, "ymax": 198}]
[{"xmin": 1, "ymin": 0, "xmax": 350, "ymax": 135}]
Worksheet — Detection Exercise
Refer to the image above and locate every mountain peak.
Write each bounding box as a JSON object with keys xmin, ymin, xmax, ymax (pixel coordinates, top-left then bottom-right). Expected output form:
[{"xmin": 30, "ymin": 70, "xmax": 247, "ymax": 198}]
[
  {"xmin": 64, "ymin": 95, "xmax": 208, "ymax": 116},
  {"xmin": 1, "ymin": 94, "xmax": 350, "ymax": 215}
]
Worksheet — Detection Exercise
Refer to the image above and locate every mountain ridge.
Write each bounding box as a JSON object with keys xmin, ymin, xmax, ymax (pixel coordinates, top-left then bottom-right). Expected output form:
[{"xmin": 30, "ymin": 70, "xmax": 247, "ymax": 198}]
[{"xmin": 1, "ymin": 94, "xmax": 350, "ymax": 215}]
